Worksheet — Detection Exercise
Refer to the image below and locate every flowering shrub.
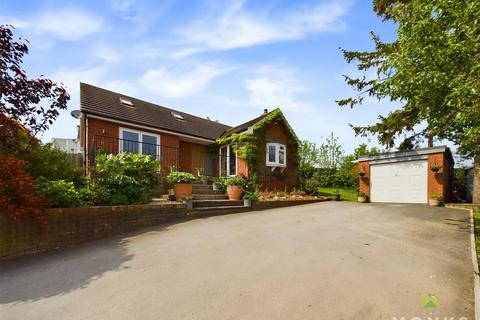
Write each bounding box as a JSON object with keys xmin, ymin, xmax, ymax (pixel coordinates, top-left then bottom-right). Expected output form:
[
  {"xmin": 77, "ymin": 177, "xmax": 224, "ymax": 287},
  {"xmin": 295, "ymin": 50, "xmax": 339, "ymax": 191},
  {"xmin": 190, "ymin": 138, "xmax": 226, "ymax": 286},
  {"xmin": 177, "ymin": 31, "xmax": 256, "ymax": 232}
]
[{"xmin": 0, "ymin": 155, "xmax": 46, "ymax": 224}]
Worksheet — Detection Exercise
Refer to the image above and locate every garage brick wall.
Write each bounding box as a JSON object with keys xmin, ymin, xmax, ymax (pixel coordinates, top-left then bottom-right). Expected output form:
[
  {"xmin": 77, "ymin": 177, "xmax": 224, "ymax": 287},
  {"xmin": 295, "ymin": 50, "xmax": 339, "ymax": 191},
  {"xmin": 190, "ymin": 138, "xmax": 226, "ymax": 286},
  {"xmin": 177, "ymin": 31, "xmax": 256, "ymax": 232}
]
[
  {"xmin": 358, "ymin": 152, "xmax": 452, "ymax": 203},
  {"xmin": 358, "ymin": 161, "xmax": 370, "ymax": 196}
]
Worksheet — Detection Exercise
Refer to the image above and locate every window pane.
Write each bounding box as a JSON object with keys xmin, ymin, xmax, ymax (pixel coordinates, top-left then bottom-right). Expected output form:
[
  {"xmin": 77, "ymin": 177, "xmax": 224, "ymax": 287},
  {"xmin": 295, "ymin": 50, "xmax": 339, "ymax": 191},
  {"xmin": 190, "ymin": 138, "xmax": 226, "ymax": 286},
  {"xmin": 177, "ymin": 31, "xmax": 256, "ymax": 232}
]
[
  {"xmin": 122, "ymin": 131, "xmax": 139, "ymax": 153},
  {"xmin": 268, "ymin": 145, "xmax": 276, "ymax": 162},
  {"xmin": 279, "ymin": 149, "xmax": 285, "ymax": 164},
  {"xmin": 229, "ymin": 145, "xmax": 236, "ymax": 176},
  {"xmin": 142, "ymin": 134, "xmax": 157, "ymax": 159},
  {"xmin": 220, "ymin": 146, "xmax": 227, "ymax": 176}
]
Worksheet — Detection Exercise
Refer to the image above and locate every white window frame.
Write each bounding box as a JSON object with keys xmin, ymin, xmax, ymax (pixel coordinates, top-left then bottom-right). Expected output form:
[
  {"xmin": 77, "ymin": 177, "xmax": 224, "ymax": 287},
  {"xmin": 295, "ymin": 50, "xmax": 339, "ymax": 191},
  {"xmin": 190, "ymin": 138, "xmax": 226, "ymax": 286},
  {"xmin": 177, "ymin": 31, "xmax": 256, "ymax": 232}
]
[
  {"xmin": 219, "ymin": 144, "xmax": 238, "ymax": 177},
  {"xmin": 119, "ymin": 127, "xmax": 160, "ymax": 160},
  {"xmin": 266, "ymin": 142, "xmax": 286, "ymax": 167}
]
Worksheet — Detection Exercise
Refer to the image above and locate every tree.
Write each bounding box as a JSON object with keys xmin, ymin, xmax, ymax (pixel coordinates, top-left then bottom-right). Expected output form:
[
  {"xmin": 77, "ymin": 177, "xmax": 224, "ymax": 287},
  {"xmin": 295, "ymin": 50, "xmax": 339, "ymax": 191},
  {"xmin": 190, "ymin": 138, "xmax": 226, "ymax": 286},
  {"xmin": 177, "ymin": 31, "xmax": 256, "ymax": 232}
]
[
  {"xmin": 0, "ymin": 25, "xmax": 70, "ymax": 222},
  {"xmin": 1, "ymin": 25, "xmax": 69, "ymax": 151},
  {"xmin": 318, "ymin": 132, "xmax": 344, "ymax": 169},
  {"xmin": 299, "ymin": 140, "xmax": 320, "ymax": 170},
  {"xmin": 337, "ymin": 1, "xmax": 480, "ymax": 159}
]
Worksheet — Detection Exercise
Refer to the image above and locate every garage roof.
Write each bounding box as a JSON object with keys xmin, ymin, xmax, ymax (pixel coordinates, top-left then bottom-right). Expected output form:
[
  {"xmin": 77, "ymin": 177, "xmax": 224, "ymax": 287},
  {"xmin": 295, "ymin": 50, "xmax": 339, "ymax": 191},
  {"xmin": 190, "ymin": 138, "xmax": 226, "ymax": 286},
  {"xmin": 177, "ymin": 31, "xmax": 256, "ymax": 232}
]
[{"xmin": 357, "ymin": 146, "xmax": 454, "ymax": 165}]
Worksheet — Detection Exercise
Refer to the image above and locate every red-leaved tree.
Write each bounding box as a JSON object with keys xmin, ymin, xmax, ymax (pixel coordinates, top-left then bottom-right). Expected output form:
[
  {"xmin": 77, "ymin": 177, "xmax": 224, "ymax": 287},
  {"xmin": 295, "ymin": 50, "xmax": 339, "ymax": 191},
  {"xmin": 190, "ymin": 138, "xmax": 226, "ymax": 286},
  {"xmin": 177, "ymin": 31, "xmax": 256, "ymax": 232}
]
[{"xmin": 0, "ymin": 24, "xmax": 70, "ymax": 223}]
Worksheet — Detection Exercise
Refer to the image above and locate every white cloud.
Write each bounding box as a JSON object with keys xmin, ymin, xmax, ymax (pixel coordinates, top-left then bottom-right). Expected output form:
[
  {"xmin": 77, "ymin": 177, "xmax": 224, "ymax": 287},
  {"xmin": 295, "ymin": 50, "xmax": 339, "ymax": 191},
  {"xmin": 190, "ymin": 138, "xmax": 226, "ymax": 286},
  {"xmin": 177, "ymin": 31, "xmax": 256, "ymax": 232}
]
[
  {"xmin": 140, "ymin": 62, "xmax": 235, "ymax": 98},
  {"xmin": 170, "ymin": 0, "xmax": 350, "ymax": 58},
  {"xmin": 243, "ymin": 65, "xmax": 314, "ymax": 113},
  {"xmin": 4, "ymin": 8, "xmax": 102, "ymax": 41},
  {"xmin": 93, "ymin": 44, "xmax": 122, "ymax": 62}
]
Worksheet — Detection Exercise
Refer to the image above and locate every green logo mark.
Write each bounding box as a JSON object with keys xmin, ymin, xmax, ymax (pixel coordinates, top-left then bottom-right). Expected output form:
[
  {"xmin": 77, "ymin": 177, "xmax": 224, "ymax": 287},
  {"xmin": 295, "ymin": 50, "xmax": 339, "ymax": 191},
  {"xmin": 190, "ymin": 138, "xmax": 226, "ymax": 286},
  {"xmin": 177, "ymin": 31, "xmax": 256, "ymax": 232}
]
[{"xmin": 422, "ymin": 293, "xmax": 439, "ymax": 308}]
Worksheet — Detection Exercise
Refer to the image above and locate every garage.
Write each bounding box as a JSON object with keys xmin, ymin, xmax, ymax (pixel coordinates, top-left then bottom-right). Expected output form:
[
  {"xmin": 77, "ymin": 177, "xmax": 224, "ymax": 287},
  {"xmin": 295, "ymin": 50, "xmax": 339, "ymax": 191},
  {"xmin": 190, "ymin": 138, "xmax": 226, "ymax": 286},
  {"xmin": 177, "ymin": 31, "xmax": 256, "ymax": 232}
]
[{"xmin": 357, "ymin": 146, "xmax": 453, "ymax": 204}]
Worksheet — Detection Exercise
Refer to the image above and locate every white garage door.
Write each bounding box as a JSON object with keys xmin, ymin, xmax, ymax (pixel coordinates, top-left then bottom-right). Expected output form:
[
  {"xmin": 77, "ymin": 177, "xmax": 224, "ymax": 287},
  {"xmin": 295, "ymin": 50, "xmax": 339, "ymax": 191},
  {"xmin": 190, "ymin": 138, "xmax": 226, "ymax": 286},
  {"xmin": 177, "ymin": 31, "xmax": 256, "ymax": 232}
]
[{"xmin": 370, "ymin": 160, "xmax": 428, "ymax": 203}]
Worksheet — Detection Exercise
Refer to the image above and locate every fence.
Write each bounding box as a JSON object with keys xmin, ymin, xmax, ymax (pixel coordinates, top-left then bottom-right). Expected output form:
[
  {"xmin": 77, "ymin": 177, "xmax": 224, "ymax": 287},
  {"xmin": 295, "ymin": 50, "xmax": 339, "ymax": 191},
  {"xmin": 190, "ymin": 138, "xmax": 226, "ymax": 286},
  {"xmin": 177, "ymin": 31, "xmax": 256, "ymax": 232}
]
[{"xmin": 90, "ymin": 135, "xmax": 234, "ymax": 177}]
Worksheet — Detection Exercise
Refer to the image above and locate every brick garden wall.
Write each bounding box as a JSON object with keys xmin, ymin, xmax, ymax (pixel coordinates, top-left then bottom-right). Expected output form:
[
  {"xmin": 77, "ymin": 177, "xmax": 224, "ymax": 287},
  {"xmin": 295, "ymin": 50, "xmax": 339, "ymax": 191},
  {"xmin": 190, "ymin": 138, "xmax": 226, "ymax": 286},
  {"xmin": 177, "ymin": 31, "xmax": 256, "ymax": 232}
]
[
  {"xmin": 0, "ymin": 203, "xmax": 186, "ymax": 260},
  {"xmin": 0, "ymin": 199, "xmax": 325, "ymax": 260}
]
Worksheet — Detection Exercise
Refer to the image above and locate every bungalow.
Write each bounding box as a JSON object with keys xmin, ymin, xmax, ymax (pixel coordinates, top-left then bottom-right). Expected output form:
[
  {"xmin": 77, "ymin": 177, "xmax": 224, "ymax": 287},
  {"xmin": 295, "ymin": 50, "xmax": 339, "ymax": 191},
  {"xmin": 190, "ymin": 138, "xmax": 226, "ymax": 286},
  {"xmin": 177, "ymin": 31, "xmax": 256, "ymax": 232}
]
[{"xmin": 79, "ymin": 83, "xmax": 299, "ymax": 190}]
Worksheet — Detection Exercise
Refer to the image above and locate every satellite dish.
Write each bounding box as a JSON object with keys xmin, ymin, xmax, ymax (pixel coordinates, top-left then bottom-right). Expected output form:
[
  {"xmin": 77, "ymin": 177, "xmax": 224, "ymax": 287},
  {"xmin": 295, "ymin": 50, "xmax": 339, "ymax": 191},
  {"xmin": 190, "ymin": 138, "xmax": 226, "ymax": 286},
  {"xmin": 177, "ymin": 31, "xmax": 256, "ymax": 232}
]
[{"xmin": 71, "ymin": 110, "xmax": 81, "ymax": 119}]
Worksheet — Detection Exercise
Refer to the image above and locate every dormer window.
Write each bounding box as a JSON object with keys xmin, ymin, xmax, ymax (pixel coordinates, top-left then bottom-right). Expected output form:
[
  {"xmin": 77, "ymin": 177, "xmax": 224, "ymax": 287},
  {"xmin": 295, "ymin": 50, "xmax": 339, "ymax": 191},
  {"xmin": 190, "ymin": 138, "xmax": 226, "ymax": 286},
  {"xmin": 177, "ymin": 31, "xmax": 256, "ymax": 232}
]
[
  {"xmin": 119, "ymin": 97, "xmax": 134, "ymax": 107},
  {"xmin": 171, "ymin": 112, "xmax": 184, "ymax": 121}
]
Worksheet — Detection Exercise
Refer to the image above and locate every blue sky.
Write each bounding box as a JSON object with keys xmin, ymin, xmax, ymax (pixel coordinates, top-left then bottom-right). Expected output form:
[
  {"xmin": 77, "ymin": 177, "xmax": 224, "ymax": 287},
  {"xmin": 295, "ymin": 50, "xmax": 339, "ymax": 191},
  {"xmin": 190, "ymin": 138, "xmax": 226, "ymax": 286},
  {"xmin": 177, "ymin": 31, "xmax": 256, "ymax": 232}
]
[{"xmin": 1, "ymin": 0, "xmax": 405, "ymax": 154}]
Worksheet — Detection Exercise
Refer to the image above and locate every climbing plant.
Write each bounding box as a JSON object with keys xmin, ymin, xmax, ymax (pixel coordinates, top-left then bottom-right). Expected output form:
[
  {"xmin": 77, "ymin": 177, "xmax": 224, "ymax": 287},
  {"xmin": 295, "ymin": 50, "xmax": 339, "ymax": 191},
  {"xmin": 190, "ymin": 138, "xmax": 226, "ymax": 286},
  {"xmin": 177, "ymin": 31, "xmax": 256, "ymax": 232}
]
[{"xmin": 214, "ymin": 108, "xmax": 299, "ymax": 173}]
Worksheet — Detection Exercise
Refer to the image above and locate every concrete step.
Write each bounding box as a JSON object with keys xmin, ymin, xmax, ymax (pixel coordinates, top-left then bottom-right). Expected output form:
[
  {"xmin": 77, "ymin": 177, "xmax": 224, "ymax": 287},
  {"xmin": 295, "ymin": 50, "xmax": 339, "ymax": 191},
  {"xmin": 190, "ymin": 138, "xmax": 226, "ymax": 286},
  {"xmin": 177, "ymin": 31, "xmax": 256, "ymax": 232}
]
[
  {"xmin": 193, "ymin": 200, "xmax": 243, "ymax": 208},
  {"xmin": 191, "ymin": 205, "xmax": 249, "ymax": 214},
  {"xmin": 192, "ymin": 194, "xmax": 229, "ymax": 200},
  {"xmin": 192, "ymin": 188, "xmax": 224, "ymax": 194}
]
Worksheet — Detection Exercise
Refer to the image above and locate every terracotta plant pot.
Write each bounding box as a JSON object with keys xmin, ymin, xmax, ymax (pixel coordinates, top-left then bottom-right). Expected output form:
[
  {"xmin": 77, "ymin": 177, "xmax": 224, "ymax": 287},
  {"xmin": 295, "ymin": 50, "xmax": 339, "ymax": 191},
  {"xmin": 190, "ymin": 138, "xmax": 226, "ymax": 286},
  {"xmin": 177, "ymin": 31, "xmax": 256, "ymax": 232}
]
[
  {"xmin": 173, "ymin": 183, "xmax": 192, "ymax": 201},
  {"xmin": 358, "ymin": 196, "xmax": 367, "ymax": 203},
  {"xmin": 429, "ymin": 199, "xmax": 441, "ymax": 207},
  {"xmin": 227, "ymin": 185, "xmax": 243, "ymax": 200}
]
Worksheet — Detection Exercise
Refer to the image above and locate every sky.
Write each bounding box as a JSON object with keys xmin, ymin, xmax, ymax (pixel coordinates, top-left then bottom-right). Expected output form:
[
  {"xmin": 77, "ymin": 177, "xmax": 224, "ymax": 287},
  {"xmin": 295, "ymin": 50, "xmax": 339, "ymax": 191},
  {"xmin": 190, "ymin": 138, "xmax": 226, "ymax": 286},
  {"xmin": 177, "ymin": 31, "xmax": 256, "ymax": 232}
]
[{"xmin": 1, "ymin": 0, "xmax": 449, "ymax": 157}]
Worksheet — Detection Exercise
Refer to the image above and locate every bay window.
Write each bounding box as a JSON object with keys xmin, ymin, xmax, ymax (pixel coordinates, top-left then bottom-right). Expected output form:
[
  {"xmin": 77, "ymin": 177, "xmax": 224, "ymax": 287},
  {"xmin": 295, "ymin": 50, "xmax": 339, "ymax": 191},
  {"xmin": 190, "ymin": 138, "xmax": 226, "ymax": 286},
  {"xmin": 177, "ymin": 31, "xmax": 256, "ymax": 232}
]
[{"xmin": 266, "ymin": 142, "xmax": 286, "ymax": 167}]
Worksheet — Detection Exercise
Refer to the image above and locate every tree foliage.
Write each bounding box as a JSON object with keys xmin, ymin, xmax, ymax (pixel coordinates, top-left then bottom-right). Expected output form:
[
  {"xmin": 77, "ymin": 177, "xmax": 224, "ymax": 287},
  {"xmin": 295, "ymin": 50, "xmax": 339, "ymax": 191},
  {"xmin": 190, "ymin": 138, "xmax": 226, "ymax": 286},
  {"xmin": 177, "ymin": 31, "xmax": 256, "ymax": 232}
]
[
  {"xmin": 0, "ymin": 25, "xmax": 69, "ymax": 223},
  {"xmin": 337, "ymin": 0, "xmax": 480, "ymax": 158}
]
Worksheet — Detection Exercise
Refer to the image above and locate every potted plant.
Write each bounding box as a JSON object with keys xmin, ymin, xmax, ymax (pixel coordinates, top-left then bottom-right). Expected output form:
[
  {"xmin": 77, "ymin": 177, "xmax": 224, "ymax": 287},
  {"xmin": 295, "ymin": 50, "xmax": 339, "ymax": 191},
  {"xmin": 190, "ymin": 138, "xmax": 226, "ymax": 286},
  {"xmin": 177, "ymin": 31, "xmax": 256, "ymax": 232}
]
[
  {"xmin": 225, "ymin": 176, "xmax": 245, "ymax": 200},
  {"xmin": 430, "ymin": 164, "xmax": 442, "ymax": 173},
  {"xmin": 243, "ymin": 191, "xmax": 258, "ymax": 207},
  {"xmin": 429, "ymin": 193, "xmax": 443, "ymax": 206},
  {"xmin": 212, "ymin": 177, "xmax": 225, "ymax": 192},
  {"xmin": 167, "ymin": 171, "xmax": 197, "ymax": 201},
  {"xmin": 182, "ymin": 196, "xmax": 193, "ymax": 210},
  {"xmin": 331, "ymin": 189, "xmax": 341, "ymax": 201},
  {"xmin": 357, "ymin": 191, "xmax": 368, "ymax": 203}
]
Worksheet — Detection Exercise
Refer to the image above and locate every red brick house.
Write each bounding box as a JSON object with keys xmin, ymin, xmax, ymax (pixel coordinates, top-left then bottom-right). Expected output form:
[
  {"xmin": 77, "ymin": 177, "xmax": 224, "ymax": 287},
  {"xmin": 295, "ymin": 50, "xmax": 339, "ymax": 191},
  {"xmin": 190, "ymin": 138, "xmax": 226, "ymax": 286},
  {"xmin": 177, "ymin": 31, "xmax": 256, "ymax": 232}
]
[{"xmin": 79, "ymin": 83, "xmax": 299, "ymax": 190}]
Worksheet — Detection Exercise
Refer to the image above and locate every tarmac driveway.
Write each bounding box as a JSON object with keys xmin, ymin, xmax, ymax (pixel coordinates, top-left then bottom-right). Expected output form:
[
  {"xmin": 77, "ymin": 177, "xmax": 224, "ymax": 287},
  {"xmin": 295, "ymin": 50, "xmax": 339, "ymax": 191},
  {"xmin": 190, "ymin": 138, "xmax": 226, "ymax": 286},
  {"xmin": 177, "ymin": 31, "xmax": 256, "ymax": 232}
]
[{"xmin": 0, "ymin": 202, "xmax": 474, "ymax": 320}]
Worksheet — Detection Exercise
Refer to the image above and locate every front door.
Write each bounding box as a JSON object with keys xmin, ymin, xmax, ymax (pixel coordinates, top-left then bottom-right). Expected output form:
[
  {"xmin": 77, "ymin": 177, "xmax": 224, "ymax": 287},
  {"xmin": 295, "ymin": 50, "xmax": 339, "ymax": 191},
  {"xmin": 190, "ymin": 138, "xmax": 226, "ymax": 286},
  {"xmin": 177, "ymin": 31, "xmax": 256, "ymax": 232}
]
[{"xmin": 219, "ymin": 144, "xmax": 236, "ymax": 176}]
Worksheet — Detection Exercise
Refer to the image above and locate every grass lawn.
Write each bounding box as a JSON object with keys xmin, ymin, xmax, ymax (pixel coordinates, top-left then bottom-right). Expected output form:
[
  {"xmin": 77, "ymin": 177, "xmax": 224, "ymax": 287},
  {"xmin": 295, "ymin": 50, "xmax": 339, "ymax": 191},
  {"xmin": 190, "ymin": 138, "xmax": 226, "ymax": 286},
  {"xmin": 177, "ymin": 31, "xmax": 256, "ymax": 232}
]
[
  {"xmin": 317, "ymin": 188, "xmax": 357, "ymax": 202},
  {"xmin": 474, "ymin": 208, "xmax": 480, "ymax": 270}
]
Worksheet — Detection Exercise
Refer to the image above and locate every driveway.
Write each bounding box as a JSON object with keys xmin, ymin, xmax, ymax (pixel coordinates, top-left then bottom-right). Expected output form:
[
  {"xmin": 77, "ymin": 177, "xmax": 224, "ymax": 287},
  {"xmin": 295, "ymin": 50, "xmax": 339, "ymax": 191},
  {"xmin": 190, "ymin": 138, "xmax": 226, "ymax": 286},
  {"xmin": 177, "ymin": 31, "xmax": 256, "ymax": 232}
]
[{"xmin": 0, "ymin": 202, "xmax": 474, "ymax": 320}]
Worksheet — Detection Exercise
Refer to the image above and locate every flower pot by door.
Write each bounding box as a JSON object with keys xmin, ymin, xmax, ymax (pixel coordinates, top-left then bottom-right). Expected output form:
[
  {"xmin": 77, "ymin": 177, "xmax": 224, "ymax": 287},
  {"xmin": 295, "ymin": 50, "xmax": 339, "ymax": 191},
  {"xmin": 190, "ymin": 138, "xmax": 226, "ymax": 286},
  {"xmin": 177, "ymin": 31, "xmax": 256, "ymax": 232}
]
[
  {"xmin": 173, "ymin": 183, "xmax": 192, "ymax": 201},
  {"xmin": 428, "ymin": 199, "xmax": 441, "ymax": 206},
  {"xmin": 244, "ymin": 199, "xmax": 252, "ymax": 207},
  {"xmin": 358, "ymin": 196, "xmax": 367, "ymax": 203},
  {"xmin": 227, "ymin": 185, "xmax": 243, "ymax": 200}
]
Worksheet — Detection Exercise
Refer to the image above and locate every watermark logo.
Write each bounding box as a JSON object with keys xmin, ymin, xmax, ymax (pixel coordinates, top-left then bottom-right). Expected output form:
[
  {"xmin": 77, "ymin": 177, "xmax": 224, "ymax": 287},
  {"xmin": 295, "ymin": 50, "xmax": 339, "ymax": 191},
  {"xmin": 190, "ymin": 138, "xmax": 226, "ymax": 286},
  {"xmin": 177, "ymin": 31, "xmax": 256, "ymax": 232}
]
[{"xmin": 422, "ymin": 293, "xmax": 440, "ymax": 308}]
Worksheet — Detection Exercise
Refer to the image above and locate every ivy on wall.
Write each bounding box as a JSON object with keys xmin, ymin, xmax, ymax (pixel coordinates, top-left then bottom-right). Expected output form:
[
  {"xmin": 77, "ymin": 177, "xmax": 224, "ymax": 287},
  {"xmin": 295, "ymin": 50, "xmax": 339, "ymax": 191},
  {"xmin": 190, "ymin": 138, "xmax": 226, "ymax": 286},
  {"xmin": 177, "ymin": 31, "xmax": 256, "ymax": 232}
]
[{"xmin": 214, "ymin": 108, "xmax": 299, "ymax": 174}]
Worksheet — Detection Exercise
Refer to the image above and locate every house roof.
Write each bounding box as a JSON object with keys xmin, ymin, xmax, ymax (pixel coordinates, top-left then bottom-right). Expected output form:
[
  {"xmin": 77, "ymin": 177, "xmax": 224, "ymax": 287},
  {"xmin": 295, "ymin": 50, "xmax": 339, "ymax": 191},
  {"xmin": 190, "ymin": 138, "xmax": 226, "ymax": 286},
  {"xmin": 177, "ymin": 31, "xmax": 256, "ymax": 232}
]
[
  {"xmin": 220, "ymin": 112, "xmax": 270, "ymax": 137},
  {"xmin": 80, "ymin": 83, "xmax": 232, "ymax": 141},
  {"xmin": 357, "ymin": 146, "xmax": 454, "ymax": 165}
]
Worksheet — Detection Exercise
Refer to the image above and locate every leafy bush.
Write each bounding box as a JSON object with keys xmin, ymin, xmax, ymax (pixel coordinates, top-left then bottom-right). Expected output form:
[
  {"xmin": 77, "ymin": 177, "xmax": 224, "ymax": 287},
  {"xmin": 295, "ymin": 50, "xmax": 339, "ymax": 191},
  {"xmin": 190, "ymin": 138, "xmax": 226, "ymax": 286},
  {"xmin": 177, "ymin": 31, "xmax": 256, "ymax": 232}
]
[
  {"xmin": 167, "ymin": 171, "xmax": 197, "ymax": 184},
  {"xmin": 78, "ymin": 182, "xmax": 110, "ymax": 206},
  {"xmin": 38, "ymin": 180, "xmax": 81, "ymax": 208},
  {"xmin": 23, "ymin": 144, "xmax": 85, "ymax": 187},
  {"xmin": 213, "ymin": 177, "xmax": 229, "ymax": 191},
  {"xmin": 225, "ymin": 176, "xmax": 246, "ymax": 186},
  {"xmin": 96, "ymin": 153, "xmax": 159, "ymax": 185},
  {"xmin": 302, "ymin": 178, "xmax": 321, "ymax": 195},
  {"xmin": 94, "ymin": 153, "xmax": 159, "ymax": 205}
]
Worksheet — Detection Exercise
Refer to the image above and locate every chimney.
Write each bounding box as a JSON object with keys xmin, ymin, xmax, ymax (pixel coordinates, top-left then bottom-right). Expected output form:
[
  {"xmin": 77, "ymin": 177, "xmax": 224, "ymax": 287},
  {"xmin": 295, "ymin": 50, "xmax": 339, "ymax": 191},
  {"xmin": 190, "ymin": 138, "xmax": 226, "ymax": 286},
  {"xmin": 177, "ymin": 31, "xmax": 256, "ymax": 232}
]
[{"xmin": 263, "ymin": 109, "xmax": 268, "ymax": 114}]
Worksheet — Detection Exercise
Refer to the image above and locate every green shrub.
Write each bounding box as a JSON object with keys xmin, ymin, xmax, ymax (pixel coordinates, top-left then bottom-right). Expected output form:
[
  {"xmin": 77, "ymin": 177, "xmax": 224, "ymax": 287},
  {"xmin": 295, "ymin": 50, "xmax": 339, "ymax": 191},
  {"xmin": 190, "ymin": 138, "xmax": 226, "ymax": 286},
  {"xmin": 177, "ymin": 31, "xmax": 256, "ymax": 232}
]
[
  {"xmin": 213, "ymin": 177, "xmax": 229, "ymax": 191},
  {"xmin": 166, "ymin": 171, "xmax": 197, "ymax": 184},
  {"xmin": 78, "ymin": 182, "xmax": 110, "ymax": 206},
  {"xmin": 24, "ymin": 144, "xmax": 85, "ymax": 187},
  {"xmin": 38, "ymin": 180, "xmax": 81, "ymax": 208},
  {"xmin": 302, "ymin": 178, "xmax": 321, "ymax": 195},
  {"xmin": 225, "ymin": 176, "xmax": 246, "ymax": 186},
  {"xmin": 94, "ymin": 153, "xmax": 159, "ymax": 205}
]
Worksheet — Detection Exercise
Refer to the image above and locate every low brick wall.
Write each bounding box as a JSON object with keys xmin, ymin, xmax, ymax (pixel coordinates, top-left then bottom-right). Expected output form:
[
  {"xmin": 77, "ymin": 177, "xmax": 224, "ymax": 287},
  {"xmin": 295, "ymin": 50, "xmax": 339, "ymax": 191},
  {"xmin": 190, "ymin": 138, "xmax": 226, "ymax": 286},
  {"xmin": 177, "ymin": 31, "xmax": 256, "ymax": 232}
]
[
  {"xmin": 0, "ymin": 203, "xmax": 186, "ymax": 260},
  {"xmin": 0, "ymin": 199, "xmax": 326, "ymax": 260}
]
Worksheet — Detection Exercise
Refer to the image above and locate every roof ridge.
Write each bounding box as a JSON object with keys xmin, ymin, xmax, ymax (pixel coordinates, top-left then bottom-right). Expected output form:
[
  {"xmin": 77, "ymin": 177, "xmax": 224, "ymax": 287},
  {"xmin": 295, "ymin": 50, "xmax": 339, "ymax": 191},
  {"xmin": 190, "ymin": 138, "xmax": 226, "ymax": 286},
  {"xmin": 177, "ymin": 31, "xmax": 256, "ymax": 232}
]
[{"xmin": 80, "ymin": 82, "xmax": 232, "ymax": 129}]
